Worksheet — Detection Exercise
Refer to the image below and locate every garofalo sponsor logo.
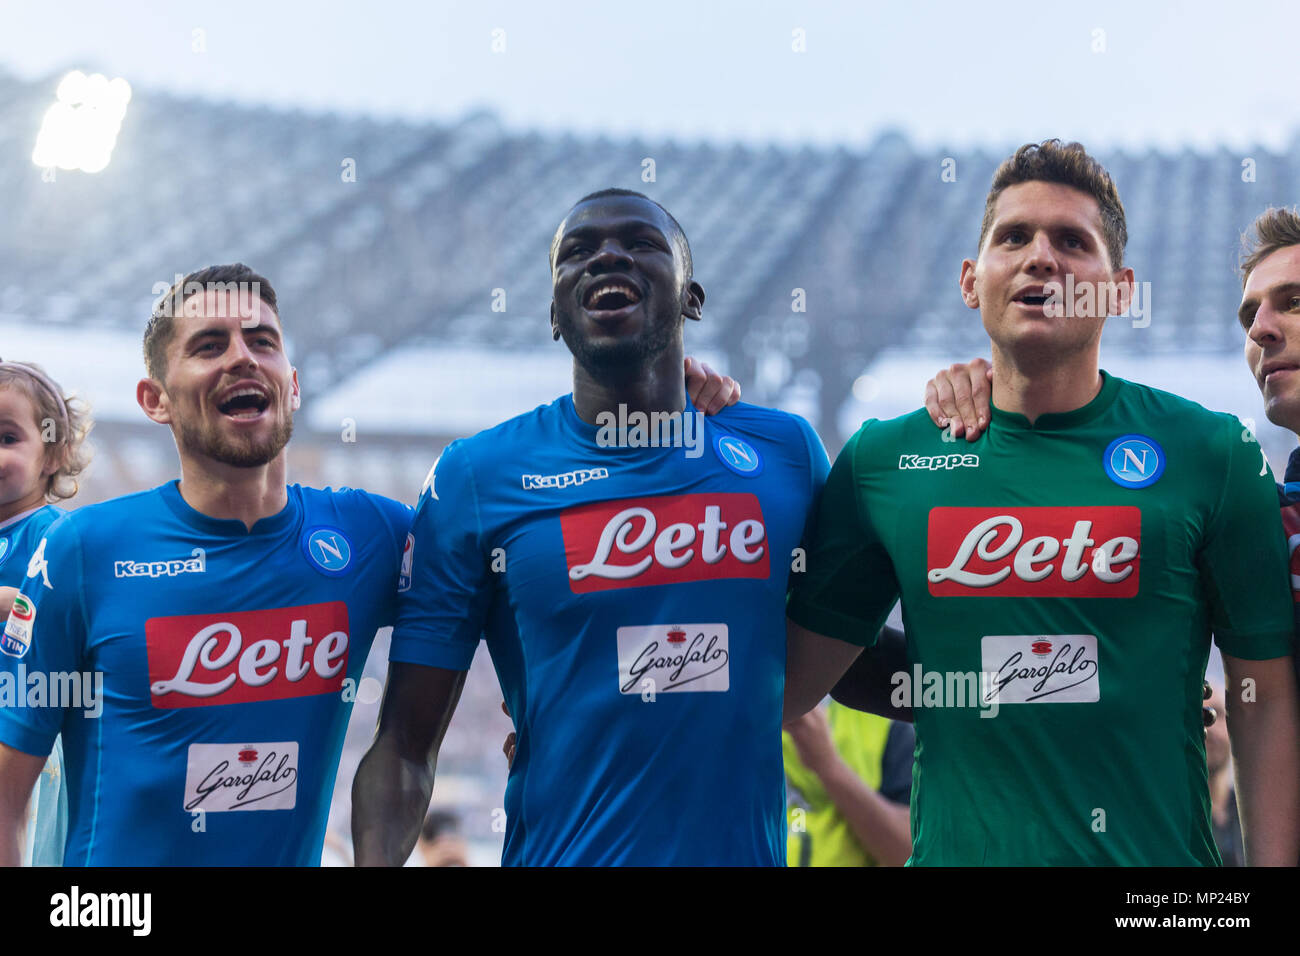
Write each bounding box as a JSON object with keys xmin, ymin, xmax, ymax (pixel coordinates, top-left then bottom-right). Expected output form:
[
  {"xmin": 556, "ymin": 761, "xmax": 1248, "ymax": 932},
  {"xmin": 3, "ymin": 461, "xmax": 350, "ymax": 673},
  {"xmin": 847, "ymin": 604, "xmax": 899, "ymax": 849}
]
[
  {"xmin": 114, "ymin": 547, "xmax": 206, "ymax": 579},
  {"xmin": 899, "ymin": 453, "xmax": 979, "ymax": 470}
]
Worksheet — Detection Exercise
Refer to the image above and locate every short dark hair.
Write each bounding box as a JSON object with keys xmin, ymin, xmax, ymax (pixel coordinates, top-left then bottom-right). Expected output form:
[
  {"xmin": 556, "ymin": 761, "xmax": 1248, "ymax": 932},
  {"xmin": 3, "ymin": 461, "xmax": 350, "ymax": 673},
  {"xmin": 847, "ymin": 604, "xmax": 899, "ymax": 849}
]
[
  {"xmin": 1240, "ymin": 207, "xmax": 1300, "ymax": 288},
  {"xmin": 978, "ymin": 139, "xmax": 1128, "ymax": 270},
  {"xmin": 551, "ymin": 188, "xmax": 693, "ymax": 277},
  {"xmin": 419, "ymin": 809, "xmax": 460, "ymax": 844},
  {"xmin": 144, "ymin": 263, "xmax": 279, "ymax": 380}
]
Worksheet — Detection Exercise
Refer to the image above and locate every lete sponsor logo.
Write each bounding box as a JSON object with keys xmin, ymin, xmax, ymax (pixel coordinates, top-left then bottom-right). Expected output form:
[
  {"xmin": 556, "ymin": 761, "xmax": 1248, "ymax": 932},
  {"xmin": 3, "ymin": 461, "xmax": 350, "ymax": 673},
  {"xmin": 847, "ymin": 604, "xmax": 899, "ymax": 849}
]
[
  {"xmin": 927, "ymin": 506, "xmax": 1140, "ymax": 598},
  {"xmin": 562, "ymin": 493, "xmax": 768, "ymax": 592},
  {"xmin": 183, "ymin": 741, "xmax": 299, "ymax": 811},
  {"xmin": 147, "ymin": 602, "xmax": 349, "ymax": 708},
  {"xmin": 981, "ymin": 635, "xmax": 1100, "ymax": 703},
  {"xmin": 617, "ymin": 624, "xmax": 730, "ymax": 693}
]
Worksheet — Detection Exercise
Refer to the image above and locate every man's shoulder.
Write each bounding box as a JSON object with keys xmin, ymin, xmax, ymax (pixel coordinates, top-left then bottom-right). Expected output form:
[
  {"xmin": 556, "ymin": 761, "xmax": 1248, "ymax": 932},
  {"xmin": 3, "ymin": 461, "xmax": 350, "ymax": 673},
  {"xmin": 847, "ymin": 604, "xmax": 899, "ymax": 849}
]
[
  {"xmin": 840, "ymin": 408, "xmax": 937, "ymax": 458},
  {"xmin": 711, "ymin": 401, "xmax": 817, "ymax": 443},
  {"xmin": 1110, "ymin": 374, "xmax": 1240, "ymax": 431},
  {"xmin": 295, "ymin": 484, "xmax": 411, "ymax": 516},
  {"xmin": 53, "ymin": 487, "xmax": 167, "ymax": 540},
  {"xmin": 446, "ymin": 397, "xmax": 568, "ymax": 464}
]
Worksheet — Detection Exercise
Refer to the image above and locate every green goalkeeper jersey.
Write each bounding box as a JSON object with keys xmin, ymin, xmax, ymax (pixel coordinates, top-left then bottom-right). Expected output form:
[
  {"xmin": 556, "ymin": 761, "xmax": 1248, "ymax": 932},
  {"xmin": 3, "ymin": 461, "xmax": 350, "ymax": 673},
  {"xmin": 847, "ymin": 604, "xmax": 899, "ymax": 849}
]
[{"xmin": 788, "ymin": 371, "xmax": 1293, "ymax": 866}]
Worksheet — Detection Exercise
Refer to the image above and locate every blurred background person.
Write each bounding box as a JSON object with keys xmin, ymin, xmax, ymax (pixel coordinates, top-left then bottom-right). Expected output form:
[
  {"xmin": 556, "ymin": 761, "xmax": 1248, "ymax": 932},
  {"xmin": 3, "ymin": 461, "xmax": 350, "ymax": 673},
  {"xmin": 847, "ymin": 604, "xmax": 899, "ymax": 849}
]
[
  {"xmin": 411, "ymin": 809, "xmax": 470, "ymax": 868},
  {"xmin": 1205, "ymin": 681, "xmax": 1243, "ymax": 867},
  {"xmin": 784, "ymin": 701, "xmax": 913, "ymax": 866}
]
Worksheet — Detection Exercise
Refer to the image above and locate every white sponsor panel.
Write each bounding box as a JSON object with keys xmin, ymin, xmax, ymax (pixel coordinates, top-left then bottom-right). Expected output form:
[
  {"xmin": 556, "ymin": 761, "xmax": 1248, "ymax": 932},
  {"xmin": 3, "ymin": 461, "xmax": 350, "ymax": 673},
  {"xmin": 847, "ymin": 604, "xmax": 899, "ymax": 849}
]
[
  {"xmin": 980, "ymin": 634, "xmax": 1100, "ymax": 704},
  {"xmin": 183, "ymin": 741, "xmax": 299, "ymax": 812},
  {"xmin": 616, "ymin": 623, "xmax": 730, "ymax": 694}
]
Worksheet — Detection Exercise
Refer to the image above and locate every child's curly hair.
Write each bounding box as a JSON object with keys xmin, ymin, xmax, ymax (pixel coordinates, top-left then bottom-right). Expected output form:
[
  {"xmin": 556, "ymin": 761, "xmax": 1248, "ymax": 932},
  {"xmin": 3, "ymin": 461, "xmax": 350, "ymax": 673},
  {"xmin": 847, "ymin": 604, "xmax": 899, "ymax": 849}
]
[{"xmin": 0, "ymin": 360, "xmax": 93, "ymax": 502}]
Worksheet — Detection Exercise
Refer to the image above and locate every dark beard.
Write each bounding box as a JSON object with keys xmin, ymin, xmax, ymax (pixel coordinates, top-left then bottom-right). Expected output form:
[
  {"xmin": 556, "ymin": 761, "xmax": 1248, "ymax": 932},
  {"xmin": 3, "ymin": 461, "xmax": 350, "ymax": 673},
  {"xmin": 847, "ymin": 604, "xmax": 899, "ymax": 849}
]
[
  {"xmin": 177, "ymin": 414, "xmax": 294, "ymax": 468},
  {"xmin": 554, "ymin": 304, "xmax": 680, "ymax": 377}
]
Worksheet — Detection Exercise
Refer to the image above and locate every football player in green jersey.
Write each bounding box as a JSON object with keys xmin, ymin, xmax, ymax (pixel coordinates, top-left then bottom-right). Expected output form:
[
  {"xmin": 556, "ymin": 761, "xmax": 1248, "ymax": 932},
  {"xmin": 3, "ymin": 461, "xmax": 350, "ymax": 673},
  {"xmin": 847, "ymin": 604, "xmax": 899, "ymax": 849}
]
[{"xmin": 784, "ymin": 140, "xmax": 1300, "ymax": 866}]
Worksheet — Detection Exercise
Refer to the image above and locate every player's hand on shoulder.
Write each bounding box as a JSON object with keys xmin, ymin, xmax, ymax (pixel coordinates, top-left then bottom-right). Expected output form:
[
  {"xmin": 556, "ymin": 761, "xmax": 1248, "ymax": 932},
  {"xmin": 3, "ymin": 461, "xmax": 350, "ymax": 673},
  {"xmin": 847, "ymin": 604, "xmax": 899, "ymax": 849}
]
[
  {"xmin": 685, "ymin": 356, "xmax": 740, "ymax": 416},
  {"xmin": 924, "ymin": 357, "xmax": 992, "ymax": 442},
  {"xmin": 0, "ymin": 586, "xmax": 16, "ymax": 620}
]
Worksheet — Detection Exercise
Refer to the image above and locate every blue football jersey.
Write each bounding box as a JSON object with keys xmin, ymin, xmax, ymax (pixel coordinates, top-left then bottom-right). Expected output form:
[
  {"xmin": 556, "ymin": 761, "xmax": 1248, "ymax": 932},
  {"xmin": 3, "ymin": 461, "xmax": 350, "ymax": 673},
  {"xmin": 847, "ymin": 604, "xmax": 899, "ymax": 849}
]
[
  {"xmin": 390, "ymin": 395, "xmax": 829, "ymax": 866},
  {"xmin": 0, "ymin": 505, "xmax": 63, "ymax": 589},
  {"xmin": 1, "ymin": 504, "xmax": 68, "ymax": 866},
  {"xmin": 0, "ymin": 482, "xmax": 411, "ymax": 865}
]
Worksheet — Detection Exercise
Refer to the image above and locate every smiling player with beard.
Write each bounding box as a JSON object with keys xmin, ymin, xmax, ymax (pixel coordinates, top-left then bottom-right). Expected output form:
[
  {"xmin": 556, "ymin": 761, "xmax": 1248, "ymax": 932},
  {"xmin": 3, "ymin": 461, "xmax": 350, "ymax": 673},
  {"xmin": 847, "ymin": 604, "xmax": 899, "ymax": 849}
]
[
  {"xmin": 0, "ymin": 264, "xmax": 415, "ymax": 865},
  {"xmin": 353, "ymin": 189, "xmax": 830, "ymax": 866}
]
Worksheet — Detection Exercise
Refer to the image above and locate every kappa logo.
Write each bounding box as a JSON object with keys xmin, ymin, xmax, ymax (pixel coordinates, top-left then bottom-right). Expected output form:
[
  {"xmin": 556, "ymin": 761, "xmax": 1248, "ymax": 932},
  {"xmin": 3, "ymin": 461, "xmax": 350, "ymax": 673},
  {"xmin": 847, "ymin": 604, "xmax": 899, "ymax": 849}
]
[
  {"xmin": 26, "ymin": 538, "xmax": 51, "ymax": 589},
  {"xmin": 522, "ymin": 467, "xmax": 609, "ymax": 491},
  {"xmin": 0, "ymin": 537, "xmax": 9, "ymax": 568},
  {"xmin": 114, "ymin": 548, "xmax": 206, "ymax": 579},
  {"xmin": 1103, "ymin": 434, "xmax": 1165, "ymax": 489},
  {"xmin": 899, "ymin": 453, "xmax": 980, "ymax": 471}
]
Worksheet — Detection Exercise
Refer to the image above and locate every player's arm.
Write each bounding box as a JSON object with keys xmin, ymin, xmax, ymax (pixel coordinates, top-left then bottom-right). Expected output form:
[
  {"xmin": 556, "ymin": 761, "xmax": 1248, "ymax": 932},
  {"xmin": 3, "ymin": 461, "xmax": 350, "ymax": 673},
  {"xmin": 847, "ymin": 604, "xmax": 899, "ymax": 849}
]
[
  {"xmin": 830, "ymin": 625, "xmax": 913, "ymax": 721},
  {"xmin": 0, "ymin": 586, "xmax": 15, "ymax": 619},
  {"xmin": 923, "ymin": 357, "xmax": 992, "ymax": 441},
  {"xmin": 1221, "ymin": 653, "xmax": 1300, "ymax": 866},
  {"xmin": 784, "ymin": 621, "xmax": 863, "ymax": 724},
  {"xmin": 785, "ymin": 709, "xmax": 912, "ymax": 865},
  {"xmin": 351, "ymin": 442, "xmax": 489, "ymax": 866},
  {"xmin": 684, "ymin": 355, "xmax": 739, "ymax": 415},
  {"xmin": 785, "ymin": 425, "xmax": 899, "ymax": 723},
  {"xmin": 0, "ymin": 744, "xmax": 44, "ymax": 867},
  {"xmin": 351, "ymin": 663, "xmax": 467, "ymax": 866},
  {"xmin": 1201, "ymin": 415, "xmax": 1300, "ymax": 864}
]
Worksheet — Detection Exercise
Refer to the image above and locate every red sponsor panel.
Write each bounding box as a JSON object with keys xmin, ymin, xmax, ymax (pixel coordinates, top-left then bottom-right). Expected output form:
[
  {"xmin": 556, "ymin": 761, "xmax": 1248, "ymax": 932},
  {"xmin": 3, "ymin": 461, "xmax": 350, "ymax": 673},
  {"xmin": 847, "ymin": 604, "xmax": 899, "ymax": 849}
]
[
  {"xmin": 146, "ymin": 601, "xmax": 350, "ymax": 708},
  {"xmin": 562, "ymin": 493, "xmax": 769, "ymax": 593},
  {"xmin": 927, "ymin": 506, "xmax": 1141, "ymax": 598}
]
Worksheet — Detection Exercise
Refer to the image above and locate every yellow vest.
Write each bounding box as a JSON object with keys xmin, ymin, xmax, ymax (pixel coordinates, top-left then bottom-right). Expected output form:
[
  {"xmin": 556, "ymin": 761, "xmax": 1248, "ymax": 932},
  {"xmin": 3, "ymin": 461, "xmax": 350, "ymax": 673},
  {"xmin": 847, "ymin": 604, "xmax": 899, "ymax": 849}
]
[{"xmin": 784, "ymin": 703, "xmax": 894, "ymax": 867}]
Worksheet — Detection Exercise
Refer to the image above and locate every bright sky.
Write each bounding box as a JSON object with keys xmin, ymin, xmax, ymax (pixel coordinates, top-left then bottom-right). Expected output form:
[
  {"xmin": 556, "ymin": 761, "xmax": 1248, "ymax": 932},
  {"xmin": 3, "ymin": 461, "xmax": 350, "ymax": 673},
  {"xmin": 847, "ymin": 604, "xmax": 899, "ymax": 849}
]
[{"xmin": 1, "ymin": 0, "xmax": 1296, "ymax": 151}]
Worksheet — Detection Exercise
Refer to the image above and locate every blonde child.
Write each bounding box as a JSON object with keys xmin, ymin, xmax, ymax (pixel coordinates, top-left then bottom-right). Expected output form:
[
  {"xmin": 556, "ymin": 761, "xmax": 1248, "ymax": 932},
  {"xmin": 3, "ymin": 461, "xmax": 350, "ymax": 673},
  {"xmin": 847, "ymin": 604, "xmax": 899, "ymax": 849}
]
[{"xmin": 0, "ymin": 360, "xmax": 91, "ymax": 866}]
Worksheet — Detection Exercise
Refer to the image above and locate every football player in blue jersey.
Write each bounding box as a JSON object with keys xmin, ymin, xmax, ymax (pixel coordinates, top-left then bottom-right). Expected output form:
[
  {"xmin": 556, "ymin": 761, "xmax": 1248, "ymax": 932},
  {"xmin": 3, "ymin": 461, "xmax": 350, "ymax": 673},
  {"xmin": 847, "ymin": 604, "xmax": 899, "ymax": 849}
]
[
  {"xmin": 0, "ymin": 360, "xmax": 92, "ymax": 866},
  {"xmin": 353, "ymin": 189, "xmax": 831, "ymax": 866},
  {"xmin": 0, "ymin": 265, "xmax": 418, "ymax": 865},
  {"xmin": 0, "ymin": 262, "xmax": 739, "ymax": 867}
]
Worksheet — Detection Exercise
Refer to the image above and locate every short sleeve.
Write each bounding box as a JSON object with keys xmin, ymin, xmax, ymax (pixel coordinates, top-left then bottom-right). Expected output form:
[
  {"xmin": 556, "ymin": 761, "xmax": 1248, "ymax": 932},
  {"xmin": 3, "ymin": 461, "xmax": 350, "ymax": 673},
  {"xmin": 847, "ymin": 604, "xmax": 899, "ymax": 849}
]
[
  {"xmin": 1203, "ymin": 416, "xmax": 1294, "ymax": 660},
  {"xmin": 388, "ymin": 442, "xmax": 494, "ymax": 671},
  {"xmin": 365, "ymin": 493, "xmax": 415, "ymax": 628},
  {"xmin": 0, "ymin": 517, "xmax": 86, "ymax": 757},
  {"xmin": 792, "ymin": 413, "xmax": 832, "ymax": 497},
  {"xmin": 787, "ymin": 424, "xmax": 901, "ymax": 647}
]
